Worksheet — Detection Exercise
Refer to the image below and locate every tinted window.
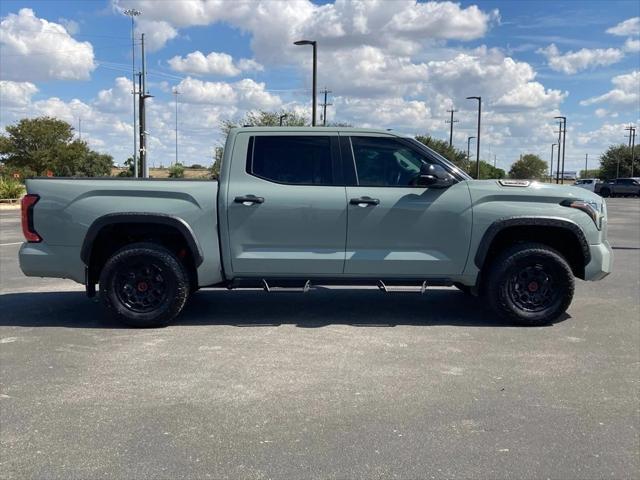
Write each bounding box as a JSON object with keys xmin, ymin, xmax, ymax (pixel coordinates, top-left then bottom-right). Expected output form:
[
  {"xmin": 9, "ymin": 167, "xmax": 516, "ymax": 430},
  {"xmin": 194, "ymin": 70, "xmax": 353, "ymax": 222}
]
[
  {"xmin": 248, "ymin": 136, "xmax": 333, "ymax": 185},
  {"xmin": 350, "ymin": 136, "xmax": 434, "ymax": 187}
]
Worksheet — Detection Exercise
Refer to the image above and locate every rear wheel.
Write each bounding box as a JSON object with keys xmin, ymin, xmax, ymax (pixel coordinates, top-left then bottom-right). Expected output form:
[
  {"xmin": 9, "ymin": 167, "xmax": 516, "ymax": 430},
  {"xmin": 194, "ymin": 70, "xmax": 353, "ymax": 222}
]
[
  {"xmin": 99, "ymin": 242, "xmax": 190, "ymax": 327},
  {"xmin": 486, "ymin": 243, "xmax": 574, "ymax": 326}
]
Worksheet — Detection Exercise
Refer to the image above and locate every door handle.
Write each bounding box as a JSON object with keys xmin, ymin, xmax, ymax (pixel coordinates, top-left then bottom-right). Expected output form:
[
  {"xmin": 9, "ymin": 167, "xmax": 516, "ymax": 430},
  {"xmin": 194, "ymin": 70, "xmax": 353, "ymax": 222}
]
[
  {"xmin": 349, "ymin": 196, "xmax": 380, "ymax": 206},
  {"xmin": 234, "ymin": 195, "xmax": 264, "ymax": 205}
]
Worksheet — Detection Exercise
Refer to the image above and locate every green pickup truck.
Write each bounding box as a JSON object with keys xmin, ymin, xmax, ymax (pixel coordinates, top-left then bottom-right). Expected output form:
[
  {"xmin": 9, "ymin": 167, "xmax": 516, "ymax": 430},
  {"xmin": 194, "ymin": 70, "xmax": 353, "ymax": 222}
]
[{"xmin": 19, "ymin": 127, "xmax": 612, "ymax": 327}]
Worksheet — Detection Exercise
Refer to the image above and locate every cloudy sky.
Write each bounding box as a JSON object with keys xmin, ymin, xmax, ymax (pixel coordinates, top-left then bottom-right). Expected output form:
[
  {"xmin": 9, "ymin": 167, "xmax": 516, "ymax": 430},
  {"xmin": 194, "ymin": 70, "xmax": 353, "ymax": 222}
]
[{"xmin": 1, "ymin": 0, "xmax": 638, "ymax": 172}]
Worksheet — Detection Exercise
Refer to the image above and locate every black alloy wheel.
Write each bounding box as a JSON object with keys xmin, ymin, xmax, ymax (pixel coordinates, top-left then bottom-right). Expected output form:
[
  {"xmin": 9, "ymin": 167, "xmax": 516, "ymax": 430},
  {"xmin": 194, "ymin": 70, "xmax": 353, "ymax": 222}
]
[{"xmin": 100, "ymin": 242, "xmax": 190, "ymax": 327}]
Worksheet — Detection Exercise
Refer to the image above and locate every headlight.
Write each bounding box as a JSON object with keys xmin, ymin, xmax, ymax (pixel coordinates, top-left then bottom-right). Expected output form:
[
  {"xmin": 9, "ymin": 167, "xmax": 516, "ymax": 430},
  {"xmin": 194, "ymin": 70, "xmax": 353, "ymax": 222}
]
[{"xmin": 561, "ymin": 199, "xmax": 602, "ymax": 229}]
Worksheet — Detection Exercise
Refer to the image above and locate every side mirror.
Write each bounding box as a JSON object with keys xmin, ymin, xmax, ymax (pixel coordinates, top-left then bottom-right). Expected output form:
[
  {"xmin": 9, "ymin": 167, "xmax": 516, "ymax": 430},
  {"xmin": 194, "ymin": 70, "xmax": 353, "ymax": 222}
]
[{"xmin": 415, "ymin": 164, "xmax": 454, "ymax": 188}]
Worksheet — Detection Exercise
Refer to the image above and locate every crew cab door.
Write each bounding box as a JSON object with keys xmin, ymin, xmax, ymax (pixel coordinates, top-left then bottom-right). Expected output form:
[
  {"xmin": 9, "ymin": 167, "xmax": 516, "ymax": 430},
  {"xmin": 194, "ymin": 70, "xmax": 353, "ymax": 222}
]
[
  {"xmin": 342, "ymin": 134, "xmax": 472, "ymax": 277},
  {"xmin": 224, "ymin": 132, "xmax": 347, "ymax": 276}
]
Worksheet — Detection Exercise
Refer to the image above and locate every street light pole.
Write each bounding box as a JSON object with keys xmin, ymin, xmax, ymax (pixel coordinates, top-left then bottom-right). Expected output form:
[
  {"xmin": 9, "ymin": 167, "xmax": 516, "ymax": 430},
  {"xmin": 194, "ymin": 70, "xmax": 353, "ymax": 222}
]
[
  {"xmin": 467, "ymin": 136, "xmax": 475, "ymax": 172},
  {"xmin": 123, "ymin": 8, "xmax": 140, "ymax": 178},
  {"xmin": 279, "ymin": 113, "xmax": 288, "ymax": 126},
  {"xmin": 631, "ymin": 127, "xmax": 636, "ymax": 177},
  {"xmin": 550, "ymin": 143, "xmax": 557, "ymax": 182},
  {"xmin": 173, "ymin": 87, "xmax": 180, "ymax": 165},
  {"xmin": 467, "ymin": 96, "xmax": 481, "ymax": 179},
  {"xmin": 584, "ymin": 153, "xmax": 588, "ymax": 178},
  {"xmin": 294, "ymin": 40, "xmax": 317, "ymax": 126}
]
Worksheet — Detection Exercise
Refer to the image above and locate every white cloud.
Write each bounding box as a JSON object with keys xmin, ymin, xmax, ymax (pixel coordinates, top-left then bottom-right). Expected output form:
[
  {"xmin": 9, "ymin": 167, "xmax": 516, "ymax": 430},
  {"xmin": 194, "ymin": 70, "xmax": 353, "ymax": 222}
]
[
  {"xmin": 495, "ymin": 82, "xmax": 567, "ymax": 109},
  {"xmin": 606, "ymin": 17, "xmax": 640, "ymax": 37},
  {"xmin": 114, "ymin": 0, "xmax": 498, "ymax": 60},
  {"xmin": 623, "ymin": 37, "xmax": 640, "ymax": 53},
  {"xmin": 94, "ymin": 77, "xmax": 134, "ymax": 113},
  {"xmin": 537, "ymin": 43, "xmax": 624, "ymax": 74},
  {"xmin": 580, "ymin": 70, "xmax": 640, "ymax": 107},
  {"xmin": 177, "ymin": 77, "xmax": 281, "ymax": 110},
  {"xmin": 135, "ymin": 18, "xmax": 177, "ymax": 52},
  {"xmin": 0, "ymin": 80, "xmax": 38, "ymax": 107},
  {"xmin": 0, "ymin": 8, "xmax": 95, "ymax": 81},
  {"xmin": 168, "ymin": 51, "xmax": 263, "ymax": 77}
]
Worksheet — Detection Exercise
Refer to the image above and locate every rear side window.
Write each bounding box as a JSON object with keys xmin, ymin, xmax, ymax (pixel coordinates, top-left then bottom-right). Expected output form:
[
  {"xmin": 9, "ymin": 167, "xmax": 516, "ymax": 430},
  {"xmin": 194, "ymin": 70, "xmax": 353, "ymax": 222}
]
[{"xmin": 247, "ymin": 136, "xmax": 333, "ymax": 185}]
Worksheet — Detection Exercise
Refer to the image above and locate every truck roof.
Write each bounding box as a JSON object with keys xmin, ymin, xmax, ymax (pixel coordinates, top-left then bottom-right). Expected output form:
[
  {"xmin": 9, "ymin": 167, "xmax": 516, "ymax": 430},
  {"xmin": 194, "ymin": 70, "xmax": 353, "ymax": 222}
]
[{"xmin": 229, "ymin": 126, "xmax": 399, "ymax": 135}]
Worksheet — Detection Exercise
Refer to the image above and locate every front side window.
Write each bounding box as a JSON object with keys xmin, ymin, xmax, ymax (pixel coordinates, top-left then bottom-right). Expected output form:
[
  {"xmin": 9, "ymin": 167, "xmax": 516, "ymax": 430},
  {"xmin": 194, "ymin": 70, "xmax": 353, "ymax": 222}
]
[
  {"xmin": 248, "ymin": 135, "xmax": 333, "ymax": 185},
  {"xmin": 350, "ymin": 136, "xmax": 434, "ymax": 187}
]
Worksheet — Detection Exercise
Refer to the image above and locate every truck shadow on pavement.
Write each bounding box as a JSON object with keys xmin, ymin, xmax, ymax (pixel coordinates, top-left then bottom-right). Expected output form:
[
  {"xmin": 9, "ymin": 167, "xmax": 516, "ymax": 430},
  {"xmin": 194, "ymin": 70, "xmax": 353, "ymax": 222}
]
[{"xmin": 0, "ymin": 288, "xmax": 569, "ymax": 328}]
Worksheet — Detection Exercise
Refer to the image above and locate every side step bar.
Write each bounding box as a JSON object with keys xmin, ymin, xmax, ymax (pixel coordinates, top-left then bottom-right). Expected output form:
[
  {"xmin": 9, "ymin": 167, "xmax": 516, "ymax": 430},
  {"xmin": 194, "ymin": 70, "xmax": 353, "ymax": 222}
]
[{"xmin": 226, "ymin": 278, "xmax": 451, "ymax": 293}]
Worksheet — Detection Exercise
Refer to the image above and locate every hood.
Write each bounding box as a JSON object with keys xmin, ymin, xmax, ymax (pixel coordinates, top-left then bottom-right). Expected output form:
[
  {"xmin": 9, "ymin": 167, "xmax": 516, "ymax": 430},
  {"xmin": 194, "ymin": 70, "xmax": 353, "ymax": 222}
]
[{"xmin": 466, "ymin": 179, "xmax": 603, "ymax": 204}]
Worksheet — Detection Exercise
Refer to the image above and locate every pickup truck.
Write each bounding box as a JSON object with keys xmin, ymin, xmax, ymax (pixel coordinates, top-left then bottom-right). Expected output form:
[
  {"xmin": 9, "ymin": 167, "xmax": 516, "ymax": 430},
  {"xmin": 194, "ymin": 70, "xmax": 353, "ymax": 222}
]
[
  {"xmin": 594, "ymin": 177, "xmax": 640, "ymax": 197},
  {"xmin": 19, "ymin": 127, "xmax": 612, "ymax": 327}
]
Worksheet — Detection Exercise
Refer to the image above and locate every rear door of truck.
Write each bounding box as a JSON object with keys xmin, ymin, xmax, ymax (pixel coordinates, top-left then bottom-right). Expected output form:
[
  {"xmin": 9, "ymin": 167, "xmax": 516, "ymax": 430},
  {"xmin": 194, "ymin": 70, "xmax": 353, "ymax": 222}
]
[{"xmin": 223, "ymin": 131, "xmax": 347, "ymax": 276}]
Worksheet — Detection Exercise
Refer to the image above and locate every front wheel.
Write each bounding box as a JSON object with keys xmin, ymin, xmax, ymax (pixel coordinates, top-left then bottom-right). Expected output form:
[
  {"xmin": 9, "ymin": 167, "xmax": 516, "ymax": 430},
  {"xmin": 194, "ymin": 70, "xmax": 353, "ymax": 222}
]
[
  {"xmin": 485, "ymin": 243, "xmax": 574, "ymax": 326},
  {"xmin": 99, "ymin": 242, "xmax": 190, "ymax": 327}
]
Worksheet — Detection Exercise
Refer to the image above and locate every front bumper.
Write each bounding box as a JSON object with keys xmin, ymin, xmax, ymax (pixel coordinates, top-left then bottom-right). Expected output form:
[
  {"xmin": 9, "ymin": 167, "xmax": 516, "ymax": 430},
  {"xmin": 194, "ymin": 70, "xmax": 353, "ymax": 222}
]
[{"xmin": 584, "ymin": 240, "xmax": 613, "ymax": 281}]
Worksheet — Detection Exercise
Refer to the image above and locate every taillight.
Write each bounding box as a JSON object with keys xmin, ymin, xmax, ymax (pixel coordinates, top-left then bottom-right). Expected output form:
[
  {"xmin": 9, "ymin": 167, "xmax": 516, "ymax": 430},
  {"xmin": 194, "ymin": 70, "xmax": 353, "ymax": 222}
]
[{"xmin": 21, "ymin": 194, "xmax": 41, "ymax": 242}]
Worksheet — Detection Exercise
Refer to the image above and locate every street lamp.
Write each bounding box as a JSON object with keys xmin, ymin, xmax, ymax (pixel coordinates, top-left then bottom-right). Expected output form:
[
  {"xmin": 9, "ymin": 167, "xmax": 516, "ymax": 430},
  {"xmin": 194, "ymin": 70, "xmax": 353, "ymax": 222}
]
[
  {"xmin": 294, "ymin": 40, "xmax": 317, "ymax": 126},
  {"xmin": 279, "ymin": 113, "xmax": 288, "ymax": 126},
  {"xmin": 550, "ymin": 143, "xmax": 557, "ymax": 182},
  {"xmin": 467, "ymin": 136, "xmax": 476, "ymax": 173},
  {"xmin": 124, "ymin": 8, "xmax": 141, "ymax": 177},
  {"xmin": 467, "ymin": 96, "xmax": 481, "ymax": 179}
]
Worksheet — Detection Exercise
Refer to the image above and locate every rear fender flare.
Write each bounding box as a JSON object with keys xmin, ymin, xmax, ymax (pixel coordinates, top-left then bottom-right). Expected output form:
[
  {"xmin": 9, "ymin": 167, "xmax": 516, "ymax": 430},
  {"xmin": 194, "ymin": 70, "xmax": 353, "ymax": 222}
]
[{"xmin": 80, "ymin": 212, "xmax": 204, "ymax": 267}]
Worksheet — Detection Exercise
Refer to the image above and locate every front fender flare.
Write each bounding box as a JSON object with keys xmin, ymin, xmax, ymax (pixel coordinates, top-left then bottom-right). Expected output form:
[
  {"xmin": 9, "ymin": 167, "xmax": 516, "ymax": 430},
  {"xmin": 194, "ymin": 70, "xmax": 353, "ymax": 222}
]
[{"xmin": 474, "ymin": 216, "xmax": 591, "ymax": 269}]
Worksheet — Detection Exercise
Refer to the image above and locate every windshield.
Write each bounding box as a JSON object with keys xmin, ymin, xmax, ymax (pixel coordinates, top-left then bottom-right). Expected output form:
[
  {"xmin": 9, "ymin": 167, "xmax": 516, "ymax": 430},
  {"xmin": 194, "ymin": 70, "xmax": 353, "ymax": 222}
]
[{"xmin": 405, "ymin": 138, "xmax": 473, "ymax": 181}]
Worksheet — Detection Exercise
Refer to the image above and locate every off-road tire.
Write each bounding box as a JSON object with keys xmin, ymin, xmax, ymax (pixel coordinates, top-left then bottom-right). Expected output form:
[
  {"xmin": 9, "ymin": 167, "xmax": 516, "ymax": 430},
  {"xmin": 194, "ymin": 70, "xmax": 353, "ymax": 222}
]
[
  {"xmin": 486, "ymin": 242, "xmax": 574, "ymax": 326},
  {"xmin": 99, "ymin": 242, "xmax": 190, "ymax": 327}
]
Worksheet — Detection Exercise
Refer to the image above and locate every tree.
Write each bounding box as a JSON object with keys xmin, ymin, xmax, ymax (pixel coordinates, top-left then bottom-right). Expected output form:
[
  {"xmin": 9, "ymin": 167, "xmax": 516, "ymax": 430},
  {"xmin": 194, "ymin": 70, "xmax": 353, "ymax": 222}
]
[
  {"xmin": 0, "ymin": 117, "xmax": 112, "ymax": 176},
  {"xmin": 415, "ymin": 135, "xmax": 467, "ymax": 169},
  {"xmin": 220, "ymin": 110, "xmax": 308, "ymax": 136},
  {"xmin": 209, "ymin": 147, "xmax": 223, "ymax": 179},
  {"xmin": 478, "ymin": 160, "xmax": 506, "ymax": 179},
  {"xmin": 509, "ymin": 154, "xmax": 548, "ymax": 180},
  {"xmin": 599, "ymin": 145, "xmax": 634, "ymax": 180},
  {"xmin": 580, "ymin": 168, "xmax": 601, "ymax": 179}
]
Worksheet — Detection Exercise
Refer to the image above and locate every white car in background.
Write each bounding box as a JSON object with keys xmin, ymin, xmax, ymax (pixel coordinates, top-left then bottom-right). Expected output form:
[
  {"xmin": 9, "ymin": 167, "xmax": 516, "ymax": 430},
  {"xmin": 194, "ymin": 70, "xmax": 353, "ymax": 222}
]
[{"xmin": 574, "ymin": 178, "xmax": 600, "ymax": 192}]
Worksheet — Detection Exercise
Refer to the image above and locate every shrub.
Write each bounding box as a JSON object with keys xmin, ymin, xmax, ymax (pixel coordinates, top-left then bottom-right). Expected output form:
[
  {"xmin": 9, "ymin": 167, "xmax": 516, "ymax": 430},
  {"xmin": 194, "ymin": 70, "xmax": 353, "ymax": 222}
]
[
  {"xmin": 168, "ymin": 163, "xmax": 185, "ymax": 178},
  {"xmin": 0, "ymin": 178, "xmax": 25, "ymax": 199}
]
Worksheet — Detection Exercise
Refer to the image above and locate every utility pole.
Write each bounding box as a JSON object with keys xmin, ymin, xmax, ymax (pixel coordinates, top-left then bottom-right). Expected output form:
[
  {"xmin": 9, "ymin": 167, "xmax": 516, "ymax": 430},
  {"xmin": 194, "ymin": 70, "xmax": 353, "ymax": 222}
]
[
  {"xmin": 467, "ymin": 96, "xmax": 481, "ymax": 179},
  {"xmin": 137, "ymin": 34, "xmax": 153, "ymax": 178},
  {"xmin": 550, "ymin": 143, "xmax": 557, "ymax": 182},
  {"xmin": 554, "ymin": 117, "xmax": 566, "ymax": 184},
  {"xmin": 78, "ymin": 117, "xmax": 82, "ymax": 141},
  {"xmin": 124, "ymin": 8, "xmax": 140, "ymax": 178},
  {"xmin": 445, "ymin": 109, "xmax": 458, "ymax": 147},
  {"xmin": 584, "ymin": 153, "xmax": 588, "ymax": 178},
  {"xmin": 173, "ymin": 87, "xmax": 180, "ymax": 165},
  {"xmin": 320, "ymin": 87, "xmax": 332, "ymax": 126}
]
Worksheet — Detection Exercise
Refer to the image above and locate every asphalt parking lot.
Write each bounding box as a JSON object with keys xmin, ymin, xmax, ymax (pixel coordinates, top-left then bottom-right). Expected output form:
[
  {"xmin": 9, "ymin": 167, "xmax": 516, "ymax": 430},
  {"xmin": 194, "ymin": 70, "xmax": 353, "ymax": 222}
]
[{"xmin": 1, "ymin": 199, "xmax": 639, "ymax": 479}]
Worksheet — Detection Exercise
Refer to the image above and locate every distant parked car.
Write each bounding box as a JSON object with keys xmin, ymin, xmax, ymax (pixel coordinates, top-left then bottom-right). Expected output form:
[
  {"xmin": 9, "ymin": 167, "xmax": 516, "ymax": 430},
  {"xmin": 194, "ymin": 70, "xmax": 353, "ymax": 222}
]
[
  {"xmin": 574, "ymin": 178, "xmax": 600, "ymax": 192},
  {"xmin": 595, "ymin": 178, "xmax": 640, "ymax": 197}
]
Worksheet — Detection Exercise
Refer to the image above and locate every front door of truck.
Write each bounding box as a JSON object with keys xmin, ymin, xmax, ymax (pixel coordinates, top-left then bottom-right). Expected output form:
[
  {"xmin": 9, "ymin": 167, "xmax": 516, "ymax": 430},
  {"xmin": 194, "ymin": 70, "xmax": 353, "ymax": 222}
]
[
  {"xmin": 342, "ymin": 135, "xmax": 472, "ymax": 277},
  {"xmin": 225, "ymin": 132, "xmax": 347, "ymax": 276}
]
